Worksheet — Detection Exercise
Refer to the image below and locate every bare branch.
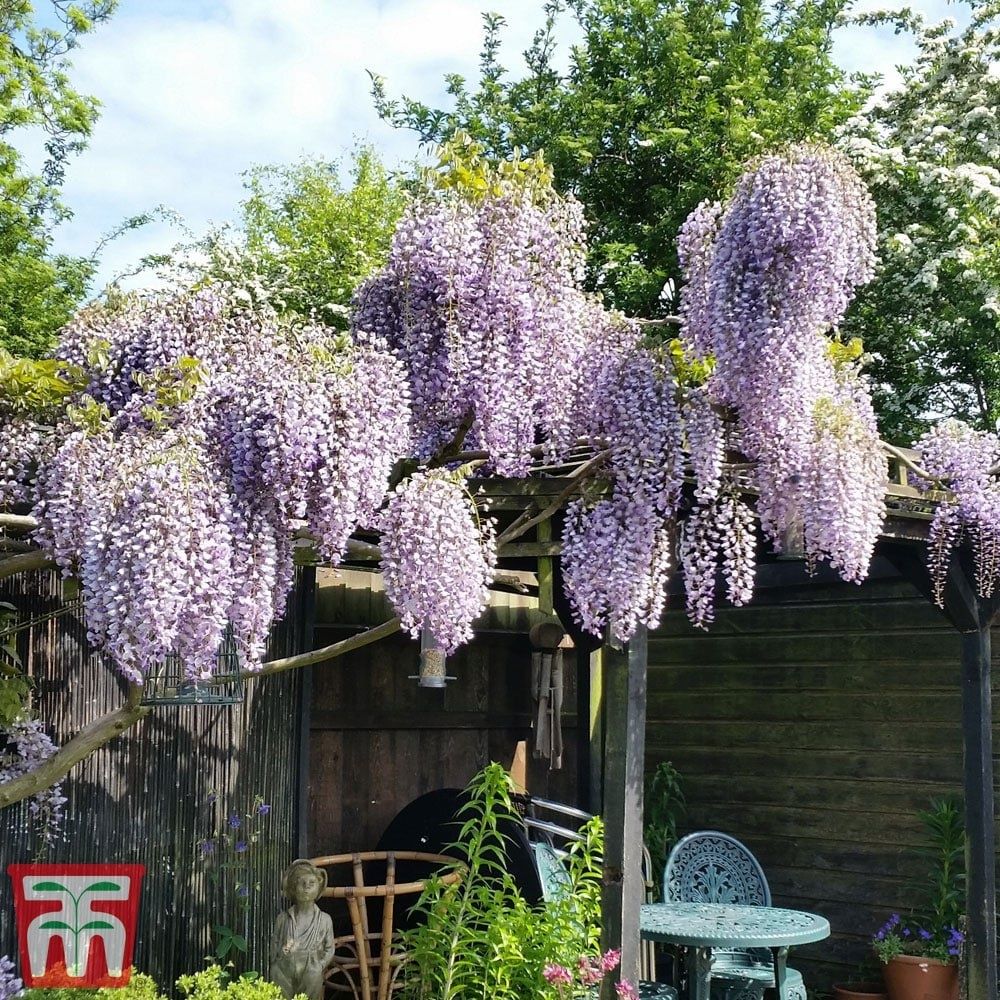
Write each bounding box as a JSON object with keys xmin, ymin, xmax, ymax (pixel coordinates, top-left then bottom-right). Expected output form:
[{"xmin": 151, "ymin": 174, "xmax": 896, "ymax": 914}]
[
  {"xmin": 0, "ymin": 687, "xmax": 150, "ymax": 809},
  {"xmin": 496, "ymin": 450, "xmax": 610, "ymax": 546},
  {"xmin": 0, "ymin": 514, "xmax": 39, "ymax": 533},
  {"xmin": 636, "ymin": 316, "xmax": 682, "ymax": 328},
  {"xmin": 426, "ymin": 410, "xmax": 476, "ymax": 468},
  {"xmin": 882, "ymin": 441, "xmax": 936, "ymax": 485},
  {"xmin": 247, "ymin": 617, "xmax": 402, "ymax": 680},
  {"xmin": 0, "ymin": 550, "xmax": 55, "ymax": 582}
]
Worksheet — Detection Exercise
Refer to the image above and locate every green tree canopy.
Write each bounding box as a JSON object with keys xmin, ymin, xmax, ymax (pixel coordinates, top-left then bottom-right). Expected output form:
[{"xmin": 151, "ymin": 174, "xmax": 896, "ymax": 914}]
[
  {"xmin": 185, "ymin": 148, "xmax": 407, "ymax": 328},
  {"xmin": 372, "ymin": 0, "xmax": 872, "ymax": 317},
  {"xmin": 0, "ymin": 1, "xmax": 117, "ymax": 357}
]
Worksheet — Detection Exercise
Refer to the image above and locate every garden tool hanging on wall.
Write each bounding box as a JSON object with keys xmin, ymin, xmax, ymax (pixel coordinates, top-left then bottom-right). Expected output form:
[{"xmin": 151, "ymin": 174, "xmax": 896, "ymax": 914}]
[{"xmin": 530, "ymin": 616, "xmax": 567, "ymax": 770}]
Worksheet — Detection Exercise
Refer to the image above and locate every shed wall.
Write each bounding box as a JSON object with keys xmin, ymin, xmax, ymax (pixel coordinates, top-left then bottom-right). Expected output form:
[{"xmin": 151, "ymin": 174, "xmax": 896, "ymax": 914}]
[
  {"xmin": 306, "ymin": 568, "xmax": 580, "ymax": 855},
  {"xmin": 646, "ymin": 570, "xmax": 996, "ymax": 990}
]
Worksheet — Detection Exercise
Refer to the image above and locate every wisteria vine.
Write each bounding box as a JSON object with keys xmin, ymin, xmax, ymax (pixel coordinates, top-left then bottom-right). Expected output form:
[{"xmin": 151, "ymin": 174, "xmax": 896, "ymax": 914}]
[
  {"xmin": 26, "ymin": 289, "xmax": 411, "ymax": 681},
  {"xmin": 915, "ymin": 420, "xmax": 1000, "ymax": 604},
  {"xmin": 0, "ymin": 718, "xmax": 66, "ymax": 847},
  {"xmin": 677, "ymin": 144, "xmax": 886, "ymax": 616}
]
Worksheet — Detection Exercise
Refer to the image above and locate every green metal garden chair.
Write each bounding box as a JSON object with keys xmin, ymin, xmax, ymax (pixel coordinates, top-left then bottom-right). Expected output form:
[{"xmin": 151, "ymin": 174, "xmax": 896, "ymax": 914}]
[
  {"xmin": 528, "ymin": 801, "xmax": 677, "ymax": 1000},
  {"xmin": 663, "ymin": 831, "xmax": 807, "ymax": 1000}
]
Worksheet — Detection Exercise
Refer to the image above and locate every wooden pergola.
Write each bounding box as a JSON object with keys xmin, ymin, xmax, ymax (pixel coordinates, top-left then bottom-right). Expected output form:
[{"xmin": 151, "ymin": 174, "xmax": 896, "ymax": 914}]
[{"xmin": 477, "ymin": 448, "xmax": 997, "ymax": 999}]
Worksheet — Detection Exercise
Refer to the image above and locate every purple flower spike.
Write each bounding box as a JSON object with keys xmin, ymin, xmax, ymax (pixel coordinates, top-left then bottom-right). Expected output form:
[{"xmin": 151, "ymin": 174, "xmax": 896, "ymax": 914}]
[
  {"xmin": 228, "ymin": 813, "xmax": 241, "ymax": 829},
  {"xmin": 257, "ymin": 803, "xmax": 271, "ymax": 815},
  {"xmin": 234, "ymin": 840, "xmax": 248, "ymax": 853}
]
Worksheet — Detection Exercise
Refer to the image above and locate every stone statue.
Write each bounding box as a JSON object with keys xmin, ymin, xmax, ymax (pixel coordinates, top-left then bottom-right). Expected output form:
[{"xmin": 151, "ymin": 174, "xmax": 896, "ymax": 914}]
[{"xmin": 269, "ymin": 859, "xmax": 336, "ymax": 1000}]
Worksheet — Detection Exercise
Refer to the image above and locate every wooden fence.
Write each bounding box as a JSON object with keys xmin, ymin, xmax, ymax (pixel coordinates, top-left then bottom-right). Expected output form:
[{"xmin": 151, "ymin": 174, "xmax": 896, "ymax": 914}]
[{"xmin": 0, "ymin": 569, "xmax": 309, "ymax": 988}]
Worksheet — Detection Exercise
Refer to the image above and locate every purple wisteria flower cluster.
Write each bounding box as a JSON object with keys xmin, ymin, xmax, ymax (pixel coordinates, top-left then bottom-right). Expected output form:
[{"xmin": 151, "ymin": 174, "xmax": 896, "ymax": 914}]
[
  {"xmin": 353, "ymin": 178, "xmax": 601, "ymax": 476},
  {"xmin": 0, "ymin": 954, "xmax": 21, "ymax": 1000},
  {"xmin": 0, "ymin": 419, "xmax": 50, "ymax": 508},
  {"xmin": 677, "ymin": 144, "xmax": 885, "ymax": 615},
  {"xmin": 379, "ymin": 471, "xmax": 497, "ymax": 654},
  {"xmin": 0, "ymin": 717, "xmax": 66, "ymax": 847},
  {"xmin": 562, "ymin": 348, "xmax": 683, "ymax": 642},
  {"xmin": 31, "ymin": 289, "xmax": 410, "ymax": 681},
  {"xmin": 915, "ymin": 419, "xmax": 1000, "ymax": 604}
]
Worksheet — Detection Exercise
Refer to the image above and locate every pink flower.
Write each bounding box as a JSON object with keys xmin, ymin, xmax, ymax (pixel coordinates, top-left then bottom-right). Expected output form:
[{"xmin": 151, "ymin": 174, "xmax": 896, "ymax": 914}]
[
  {"xmin": 543, "ymin": 964, "xmax": 573, "ymax": 985},
  {"xmin": 615, "ymin": 981, "xmax": 639, "ymax": 1000},
  {"xmin": 577, "ymin": 956, "xmax": 603, "ymax": 986},
  {"xmin": 601, "ymin": 949, "xmax": 622, "ymax": 973}
]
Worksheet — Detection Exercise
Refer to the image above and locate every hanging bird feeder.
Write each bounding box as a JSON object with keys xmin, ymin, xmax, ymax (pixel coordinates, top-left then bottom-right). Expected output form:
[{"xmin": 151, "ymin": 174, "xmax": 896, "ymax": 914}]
[
  {"xmin": 139, "ymin": 626, "xmax": 244, "ymax": 707},
  {"xmin": 409, "ymin": 628, "xmax": 456, "ymax": 688}
]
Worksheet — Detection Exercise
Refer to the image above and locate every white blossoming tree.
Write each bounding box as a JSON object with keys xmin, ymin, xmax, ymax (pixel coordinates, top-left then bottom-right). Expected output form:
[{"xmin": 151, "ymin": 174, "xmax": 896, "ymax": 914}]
[{"xmin": 841, "ymin": 1, "xmax": 1000, "ymax": 442}]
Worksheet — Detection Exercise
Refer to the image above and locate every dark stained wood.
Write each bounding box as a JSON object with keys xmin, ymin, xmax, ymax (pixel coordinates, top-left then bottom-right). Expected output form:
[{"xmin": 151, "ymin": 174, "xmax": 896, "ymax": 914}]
[
  {"xmin": 307, "ymin": 575, "xmax": 581, "ymax": 853},
  {"xmin": 646, "ymin": 573, "xmax": 1000, "ymax": 991},
  {"xmin": 961, "ymin": 621, "xmax": 997, "ymax": 1000},
  {"xmin": 600, "ymin": 631, "xmax": 647, "ymax": 993}
]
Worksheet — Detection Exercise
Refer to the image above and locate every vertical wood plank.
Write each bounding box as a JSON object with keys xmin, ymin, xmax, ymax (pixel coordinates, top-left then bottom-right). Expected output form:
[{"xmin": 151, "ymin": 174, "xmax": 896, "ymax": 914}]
[
  {"xmin": 589, "ymin": 647, "xmax": 605, "ymax": 814},
  {"xmin": 961, "ymin": 621, "xmax": 997, "ymax": 1000},
  {"xmin": 601, "ymin": 627, "xmax": 647, "ymax": 993}
]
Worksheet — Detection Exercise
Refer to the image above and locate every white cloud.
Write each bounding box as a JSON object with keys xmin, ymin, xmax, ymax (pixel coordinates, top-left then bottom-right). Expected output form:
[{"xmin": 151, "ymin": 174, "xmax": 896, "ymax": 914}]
[{"xmin": 42, "ymin": 0, "xmax": 956, "ymax": 288}]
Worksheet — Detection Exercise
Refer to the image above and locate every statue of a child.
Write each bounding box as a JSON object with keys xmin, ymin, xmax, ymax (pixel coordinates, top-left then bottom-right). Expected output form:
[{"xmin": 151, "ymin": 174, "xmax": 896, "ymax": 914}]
[{"xmin": 269, "ymin": 859, "xmax": 336, "ymax": 1000}]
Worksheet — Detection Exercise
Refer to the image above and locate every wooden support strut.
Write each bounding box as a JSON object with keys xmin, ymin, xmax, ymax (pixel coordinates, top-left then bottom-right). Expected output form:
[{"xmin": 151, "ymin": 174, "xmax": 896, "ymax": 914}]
[
  {"xmin": 600, "ymin": 625, "xmax": 648, "ymax": 996},
  {"xmin": 884, "ymin": 542, "xmax": 998, "ymax": 999},
  {"xmin": 960, "ymin": 619, "xmax": 997, "ymax": 1000}
]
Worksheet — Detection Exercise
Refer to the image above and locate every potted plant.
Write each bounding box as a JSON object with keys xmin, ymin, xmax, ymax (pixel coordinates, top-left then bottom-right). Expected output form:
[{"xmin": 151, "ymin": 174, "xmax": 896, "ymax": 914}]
[
  {"xmin": 832, "ymin": 980, "xmax": 888, "ymax": 1000},
  {"xmin": 871, "ymin": 799, "xmax": 965, "ymax": 1000}
]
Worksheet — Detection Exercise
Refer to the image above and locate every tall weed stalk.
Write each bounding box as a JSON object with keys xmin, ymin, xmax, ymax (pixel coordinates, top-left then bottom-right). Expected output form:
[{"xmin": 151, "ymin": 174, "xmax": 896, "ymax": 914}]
[{"xmin": 399, "ymin": 763, "xmax": 603, "ymax": 1000}]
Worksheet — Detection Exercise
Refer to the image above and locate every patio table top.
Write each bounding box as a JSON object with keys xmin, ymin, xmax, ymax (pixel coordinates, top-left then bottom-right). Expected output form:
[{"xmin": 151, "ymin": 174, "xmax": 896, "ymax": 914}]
[{"xmin": 639, "ymin": 901, "xmax": 830, "ymax": 949}]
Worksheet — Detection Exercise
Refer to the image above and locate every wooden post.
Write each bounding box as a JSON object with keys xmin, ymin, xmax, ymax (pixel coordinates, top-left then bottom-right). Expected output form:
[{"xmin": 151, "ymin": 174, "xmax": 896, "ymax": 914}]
[
  {"xmin": 587, "ymin": 646, "xmax": 605, "ymax": 813},
  {"xmin": 961, "ymin": 621, "xmax": 997, "ymax": 1000},
  {"xmin": 295, "ymin": 566, "xmax": 317, "ymax": 859},
  {"xmin": 601, "ymin": 625, "xmax": 648, "ymax": 994}
]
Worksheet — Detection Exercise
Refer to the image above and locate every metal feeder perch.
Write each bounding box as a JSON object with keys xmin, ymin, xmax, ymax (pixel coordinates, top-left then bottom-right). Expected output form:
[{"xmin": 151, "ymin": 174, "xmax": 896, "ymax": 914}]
[{"xmin": 140, "ymin": 625, "xmax": 244, "ymax": 707}]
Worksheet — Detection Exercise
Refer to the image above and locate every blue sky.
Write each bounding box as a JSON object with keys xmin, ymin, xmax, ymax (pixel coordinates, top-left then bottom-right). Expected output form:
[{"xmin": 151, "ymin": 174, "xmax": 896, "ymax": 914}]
[{"xmin": 39, "ymin": 0, "xmax": 958, "ymax": 288}]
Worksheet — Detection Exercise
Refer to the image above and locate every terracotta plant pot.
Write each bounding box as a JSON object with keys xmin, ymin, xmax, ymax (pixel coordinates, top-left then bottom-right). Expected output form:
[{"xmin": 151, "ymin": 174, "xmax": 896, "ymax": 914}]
[
  {"xmin": 832, "ymin": 983, "xmax": 888, "ymax": 1000},
  {"xmin": 882, "ymin": 955, "xmax": 959, "ymax": 1000}
]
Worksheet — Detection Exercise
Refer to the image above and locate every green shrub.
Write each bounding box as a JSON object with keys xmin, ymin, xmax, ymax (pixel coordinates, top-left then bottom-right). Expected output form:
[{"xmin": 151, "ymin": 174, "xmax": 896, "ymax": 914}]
[
  {"xmin": 176, "ymin": 966, "xmax": 302, "ymax": 1000},
  {"xmin": 22, "ymin": 970, "xmax": 165, "ymax": 1000}
]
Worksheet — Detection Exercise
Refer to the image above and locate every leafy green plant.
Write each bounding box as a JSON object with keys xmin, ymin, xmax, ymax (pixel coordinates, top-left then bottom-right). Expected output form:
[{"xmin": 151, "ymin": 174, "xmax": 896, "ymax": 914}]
[
  {"xmin": 22, "ymin": 969, "xmax": 166, "ymax": 1000},
  {"xmin": 195, "ymin": 794, "xmax": 272, "ymax": 961},
  {"xmin": 176, "ymin": 965, "xmax": 300, "ymax": 1000},
  {"xmin": 872, "ymin": 798, "xmax": 966, "ymax": 964},
  {"xmin": 0, "ymin": 602, "xmax": 30, "ymax": 727},
  {"xmin": 644, "ymin": 761, "xmax": 686, "ymax": 897},
  {"xmin": 400, "ymin": 763, "xmax": 604, "ymax": 1000}
]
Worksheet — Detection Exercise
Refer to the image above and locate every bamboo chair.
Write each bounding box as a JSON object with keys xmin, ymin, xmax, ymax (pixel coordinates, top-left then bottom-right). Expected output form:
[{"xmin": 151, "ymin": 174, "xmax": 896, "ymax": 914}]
[{"xmin": 310, "ymin": 850, "xmax": 461, "ymax": 1000}]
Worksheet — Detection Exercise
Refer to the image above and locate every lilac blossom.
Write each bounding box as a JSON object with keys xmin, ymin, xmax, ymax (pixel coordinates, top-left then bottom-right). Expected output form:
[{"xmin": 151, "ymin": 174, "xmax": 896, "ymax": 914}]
[{"xmin": 0, "ymin": 954, "xmax": 21, "ymax": 1000}]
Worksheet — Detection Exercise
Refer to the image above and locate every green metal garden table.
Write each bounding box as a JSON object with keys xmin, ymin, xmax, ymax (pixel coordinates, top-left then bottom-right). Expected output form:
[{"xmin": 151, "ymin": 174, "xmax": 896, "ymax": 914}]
[{"xmin": 639, "ymin": 902, "xmax": 830, "ymax": 1000}]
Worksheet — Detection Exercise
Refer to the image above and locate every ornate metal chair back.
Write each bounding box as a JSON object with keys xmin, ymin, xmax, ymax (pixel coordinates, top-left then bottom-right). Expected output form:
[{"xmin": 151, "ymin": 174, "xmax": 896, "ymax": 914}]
[{"xmin": 663, "ymin": 831, "xmax": 771, "ymax": 907}]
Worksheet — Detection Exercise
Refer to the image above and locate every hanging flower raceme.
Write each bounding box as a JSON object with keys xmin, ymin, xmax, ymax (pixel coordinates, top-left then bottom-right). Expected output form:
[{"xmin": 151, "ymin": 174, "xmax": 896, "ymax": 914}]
[
  {"xmin": 0, "ymin": 954, "xmax": 21, "ymax": 1000},
  {"xmin": 352, "ymin": 175, "xmax": 603, "ymax": 474},
  {"xmin": 561, "ymin": 348, "xmax": 684, "ymax": 642},
  {"xmin": 915, "ymin": 419, "xmax": 1000, "ymax": 603},
  {"xmin": 379, "ymin": 471, "xmax": 497, "ymax": 654},
  {"xmin": 31, "ymin": 289, "xmax": 411, "ymax": 680},
  {"xmin": 0, "ymin": 718, "xmax": 66, "ymax": 847},
  {"xmin": 677, "ymin": 144, "xmax": 885, "ymax": 617}
]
